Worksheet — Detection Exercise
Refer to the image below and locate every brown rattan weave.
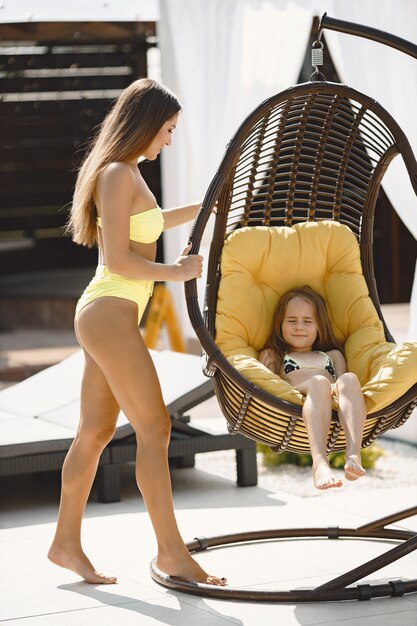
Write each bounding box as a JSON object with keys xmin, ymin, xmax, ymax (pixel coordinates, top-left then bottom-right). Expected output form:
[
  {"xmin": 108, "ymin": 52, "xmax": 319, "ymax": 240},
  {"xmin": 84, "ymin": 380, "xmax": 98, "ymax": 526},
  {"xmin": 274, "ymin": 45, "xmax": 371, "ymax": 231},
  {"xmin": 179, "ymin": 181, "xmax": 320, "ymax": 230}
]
[{"xmin": 185, "ymin": 81, "xmax": 417, "ymax": 453}]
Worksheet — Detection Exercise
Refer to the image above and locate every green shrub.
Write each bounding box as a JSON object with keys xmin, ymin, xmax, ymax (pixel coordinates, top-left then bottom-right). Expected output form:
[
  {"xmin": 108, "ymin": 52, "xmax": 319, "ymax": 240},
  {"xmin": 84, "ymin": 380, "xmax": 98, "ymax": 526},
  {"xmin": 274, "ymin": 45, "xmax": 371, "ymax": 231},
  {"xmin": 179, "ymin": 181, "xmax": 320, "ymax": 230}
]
[{"xmin": 257, "ymin": 442, "xmax": 384, "ymax": 469}]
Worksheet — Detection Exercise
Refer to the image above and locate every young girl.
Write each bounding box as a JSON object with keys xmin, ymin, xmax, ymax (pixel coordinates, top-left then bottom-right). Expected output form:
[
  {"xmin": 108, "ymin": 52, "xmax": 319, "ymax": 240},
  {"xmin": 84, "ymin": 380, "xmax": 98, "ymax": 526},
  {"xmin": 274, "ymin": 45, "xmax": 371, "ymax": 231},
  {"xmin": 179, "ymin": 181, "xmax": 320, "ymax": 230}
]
[
  {"xmin": 47, "ymin": 78, "xmax": 226, "ymax": 586},
  {"xmin": 259, "ymin": 286, "xmax": 367, "ymax": 490}
]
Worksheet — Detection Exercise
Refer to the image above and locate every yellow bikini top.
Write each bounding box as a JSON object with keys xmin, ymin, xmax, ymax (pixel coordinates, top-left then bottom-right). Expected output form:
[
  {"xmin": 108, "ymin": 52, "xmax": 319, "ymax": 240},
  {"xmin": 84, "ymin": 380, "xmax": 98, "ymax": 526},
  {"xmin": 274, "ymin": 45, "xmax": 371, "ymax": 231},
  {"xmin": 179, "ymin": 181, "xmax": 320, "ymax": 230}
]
[{"xmin": 96, "ymin": 206, "xmax": 164, "ymax": 244}]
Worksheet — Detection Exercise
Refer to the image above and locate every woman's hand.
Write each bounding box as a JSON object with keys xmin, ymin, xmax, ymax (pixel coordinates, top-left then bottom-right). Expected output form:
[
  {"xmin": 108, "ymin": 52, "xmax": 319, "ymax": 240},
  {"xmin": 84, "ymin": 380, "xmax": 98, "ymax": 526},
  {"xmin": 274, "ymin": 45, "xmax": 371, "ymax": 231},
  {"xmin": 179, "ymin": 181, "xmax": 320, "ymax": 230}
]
[{"xmin": 171, "ymin": 244, "xmax": 203, "ymax": 281}]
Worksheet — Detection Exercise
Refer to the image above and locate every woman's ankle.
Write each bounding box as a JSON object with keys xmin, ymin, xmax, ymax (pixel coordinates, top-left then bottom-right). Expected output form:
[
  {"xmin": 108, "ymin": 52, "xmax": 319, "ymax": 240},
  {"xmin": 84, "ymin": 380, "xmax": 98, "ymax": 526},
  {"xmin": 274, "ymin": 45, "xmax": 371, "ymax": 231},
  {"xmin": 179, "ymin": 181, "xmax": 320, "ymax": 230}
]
[
  {"xmin": 157, "ymin": 541, "xmax": 190, "ymax": 560},
  {"xmin": 49, "ymin": 535, "xmax": 82, "ymax": 551}
]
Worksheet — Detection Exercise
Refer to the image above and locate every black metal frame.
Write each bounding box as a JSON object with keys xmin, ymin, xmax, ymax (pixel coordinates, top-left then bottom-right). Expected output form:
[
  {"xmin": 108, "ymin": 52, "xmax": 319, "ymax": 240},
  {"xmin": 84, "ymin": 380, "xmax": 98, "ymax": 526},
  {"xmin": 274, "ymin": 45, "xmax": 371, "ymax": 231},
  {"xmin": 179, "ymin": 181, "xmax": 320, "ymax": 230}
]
[
  {"xmin": 319, "ymin": 13, "xmax": 417, "ymax": 60},
  {"xmin": 151, "ymin": 506, "xmax": 417, "ymax": 602}
]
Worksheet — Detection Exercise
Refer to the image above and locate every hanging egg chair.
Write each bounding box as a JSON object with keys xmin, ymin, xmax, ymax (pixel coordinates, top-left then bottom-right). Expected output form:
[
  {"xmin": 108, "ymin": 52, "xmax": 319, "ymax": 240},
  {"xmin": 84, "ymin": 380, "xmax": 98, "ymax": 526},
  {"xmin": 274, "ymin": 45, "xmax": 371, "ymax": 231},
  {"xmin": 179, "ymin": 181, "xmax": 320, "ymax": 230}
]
[
  {"xmin": 185, "ymin": 31, "xmax": 417, "ymax": 456},
  {"xmin": 152, "ymin": 14, "xmax": 417, "ymax": 603}
]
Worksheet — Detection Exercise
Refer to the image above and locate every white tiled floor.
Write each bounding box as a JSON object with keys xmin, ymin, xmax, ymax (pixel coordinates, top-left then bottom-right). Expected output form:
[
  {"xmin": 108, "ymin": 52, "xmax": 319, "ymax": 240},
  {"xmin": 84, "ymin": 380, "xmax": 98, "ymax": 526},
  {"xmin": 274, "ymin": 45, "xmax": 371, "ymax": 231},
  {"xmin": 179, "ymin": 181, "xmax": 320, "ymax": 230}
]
[
  {"xmin": 1, "ymin": 465, "xmax": 416, "ymax": 626},
  {"xmin": 1, "ymin": 301, "xmax": 416, "ymax": 625}
]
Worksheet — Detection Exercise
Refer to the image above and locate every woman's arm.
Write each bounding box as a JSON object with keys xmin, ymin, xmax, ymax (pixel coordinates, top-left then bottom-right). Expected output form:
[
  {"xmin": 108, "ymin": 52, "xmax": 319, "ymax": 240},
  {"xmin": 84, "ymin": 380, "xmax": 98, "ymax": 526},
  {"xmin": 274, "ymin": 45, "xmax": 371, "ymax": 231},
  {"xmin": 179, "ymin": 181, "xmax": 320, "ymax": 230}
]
[
  {"xmin": 162, "ymin": 202, "xmax": 201, "ymax": 230},
  {"xmin": 97, "ymin": 164, "xmax": 202, "ymax": 281}
]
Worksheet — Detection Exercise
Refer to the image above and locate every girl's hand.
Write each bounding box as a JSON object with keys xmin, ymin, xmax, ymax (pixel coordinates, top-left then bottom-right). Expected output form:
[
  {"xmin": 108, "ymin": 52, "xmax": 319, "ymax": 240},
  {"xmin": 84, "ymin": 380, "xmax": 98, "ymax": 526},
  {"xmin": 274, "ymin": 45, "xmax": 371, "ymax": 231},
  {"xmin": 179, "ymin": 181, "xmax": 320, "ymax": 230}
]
[{"xmin": 172, "ymin": 244, "xmax": 203, "ymax": 281}]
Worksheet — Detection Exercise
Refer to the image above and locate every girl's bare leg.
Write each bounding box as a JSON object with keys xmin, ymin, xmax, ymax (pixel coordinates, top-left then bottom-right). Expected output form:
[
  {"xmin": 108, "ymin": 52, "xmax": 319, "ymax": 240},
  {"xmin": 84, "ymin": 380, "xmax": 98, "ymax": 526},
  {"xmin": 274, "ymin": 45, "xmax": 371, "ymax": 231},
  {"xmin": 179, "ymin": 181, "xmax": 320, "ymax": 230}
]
[
  {"xmin": 74, "ymin": 298, "xmax": 225, "ymax": 585},
  {"xmin": 48, "ymin": 347, "xmax": 120, "ymax": 583},
  {"xmin": 297, "ymin": 376, "xmax": 342, "ymax": 490},
  {"xmin": 333, "ymin": 373, "xmax": 366, "ymax": 481}
]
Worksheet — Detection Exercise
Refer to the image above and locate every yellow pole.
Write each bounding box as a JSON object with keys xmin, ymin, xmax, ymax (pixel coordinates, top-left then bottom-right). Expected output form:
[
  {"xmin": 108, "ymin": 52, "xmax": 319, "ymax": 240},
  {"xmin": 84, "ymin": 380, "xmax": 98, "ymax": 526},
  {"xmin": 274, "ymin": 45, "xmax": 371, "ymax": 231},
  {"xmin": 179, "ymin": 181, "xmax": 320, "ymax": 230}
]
[{"xmin": 143, "ymin": 284, "xmax": 186, "ymax": 352}]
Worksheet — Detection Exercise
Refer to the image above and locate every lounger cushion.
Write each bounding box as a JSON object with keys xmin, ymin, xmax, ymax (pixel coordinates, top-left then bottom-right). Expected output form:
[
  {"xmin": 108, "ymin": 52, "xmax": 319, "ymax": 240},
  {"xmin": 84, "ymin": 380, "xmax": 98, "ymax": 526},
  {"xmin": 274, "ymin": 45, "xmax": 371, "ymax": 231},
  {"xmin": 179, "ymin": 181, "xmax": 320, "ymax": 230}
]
[{"xmin": 215, "ymin": 221, "xmax": 417, "ymax": 413}]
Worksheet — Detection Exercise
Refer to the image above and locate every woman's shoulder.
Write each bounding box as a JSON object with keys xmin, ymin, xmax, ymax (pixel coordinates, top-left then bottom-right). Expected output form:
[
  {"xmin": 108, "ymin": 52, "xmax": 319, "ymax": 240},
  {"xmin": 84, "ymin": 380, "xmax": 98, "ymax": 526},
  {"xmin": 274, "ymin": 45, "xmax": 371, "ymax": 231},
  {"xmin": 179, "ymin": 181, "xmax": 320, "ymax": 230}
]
[
  {"xmin": 97, "ymin": 162, "xmax": 137, "ymax": 202},
  {"xmin": 100, "ymin": 161, "xmax": 134, "ymax": 182}
]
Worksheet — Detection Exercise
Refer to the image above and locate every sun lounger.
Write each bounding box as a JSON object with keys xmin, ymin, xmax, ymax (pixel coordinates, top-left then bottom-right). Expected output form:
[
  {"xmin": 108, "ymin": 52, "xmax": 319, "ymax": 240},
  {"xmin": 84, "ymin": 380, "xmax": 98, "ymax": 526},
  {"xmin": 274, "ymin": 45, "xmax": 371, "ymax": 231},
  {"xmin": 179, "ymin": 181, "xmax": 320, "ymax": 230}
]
[{"xmin": 0, "ymin": 350, "xmax": 257, "ymax": 501}]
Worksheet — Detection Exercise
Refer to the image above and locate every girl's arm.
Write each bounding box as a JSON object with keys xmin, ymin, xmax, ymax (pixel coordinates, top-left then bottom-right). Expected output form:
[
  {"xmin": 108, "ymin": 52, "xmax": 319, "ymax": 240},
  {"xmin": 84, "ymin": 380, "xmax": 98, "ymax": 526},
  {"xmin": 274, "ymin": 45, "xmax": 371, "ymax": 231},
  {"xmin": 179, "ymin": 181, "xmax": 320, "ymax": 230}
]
[
  {"xmin": 97, "ymin": 164, "xmax": 201, "ymax": 281},
  {"xmin": 162, "ymin": 202, "xmax": 201, "ymax": 230},
  {"xmin": 258, "ymin": 348, "xmax": 279, "ymax": 374},
  {"xmin": 329, "ymin": 349, "xmax": 347, "ymax": 378}
]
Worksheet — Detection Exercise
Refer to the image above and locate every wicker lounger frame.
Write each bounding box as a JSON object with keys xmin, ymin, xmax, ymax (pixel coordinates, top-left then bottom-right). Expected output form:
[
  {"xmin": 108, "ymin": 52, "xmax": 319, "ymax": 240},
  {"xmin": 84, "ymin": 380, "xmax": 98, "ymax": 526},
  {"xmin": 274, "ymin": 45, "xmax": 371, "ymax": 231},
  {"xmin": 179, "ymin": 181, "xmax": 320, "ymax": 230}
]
[{"xmin": 0, "ymin": 379, "xmax": 258, "ymax": 502}]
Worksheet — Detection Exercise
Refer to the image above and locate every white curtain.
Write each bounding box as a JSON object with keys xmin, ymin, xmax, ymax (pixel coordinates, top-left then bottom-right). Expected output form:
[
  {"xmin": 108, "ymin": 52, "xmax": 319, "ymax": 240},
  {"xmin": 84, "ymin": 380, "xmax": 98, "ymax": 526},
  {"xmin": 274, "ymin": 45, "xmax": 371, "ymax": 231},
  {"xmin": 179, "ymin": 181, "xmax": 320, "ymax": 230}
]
[
  {"xmin": 325, "ymin": 0, "xmax": 417, "ymax": 338},
  {"xmin": 158, "ymin": 0, "xmax": 417, "ymax": 340},
  {"xmin": 158, "ymin": 0, "xmax": 314, "ymax": 338}
]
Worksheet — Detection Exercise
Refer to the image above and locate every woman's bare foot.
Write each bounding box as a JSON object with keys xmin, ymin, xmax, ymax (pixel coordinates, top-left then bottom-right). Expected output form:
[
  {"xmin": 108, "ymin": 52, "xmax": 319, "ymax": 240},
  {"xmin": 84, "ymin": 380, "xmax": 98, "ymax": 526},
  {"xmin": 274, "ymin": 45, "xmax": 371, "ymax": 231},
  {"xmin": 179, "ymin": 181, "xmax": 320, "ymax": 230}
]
[
  {"xmin": 157, "ymin": 549, "xmax": 226, "ymax": 586},
  {"xmin": 48, "ymin": 542, "xmax": 117, "ymax": 584},
  {"xmin": 345, "ymin": 454, "xmax": 366, "ymax": 481},
  {"xmin": 313, "ymin": 461, "xmax": 343, "ymax": 490}
]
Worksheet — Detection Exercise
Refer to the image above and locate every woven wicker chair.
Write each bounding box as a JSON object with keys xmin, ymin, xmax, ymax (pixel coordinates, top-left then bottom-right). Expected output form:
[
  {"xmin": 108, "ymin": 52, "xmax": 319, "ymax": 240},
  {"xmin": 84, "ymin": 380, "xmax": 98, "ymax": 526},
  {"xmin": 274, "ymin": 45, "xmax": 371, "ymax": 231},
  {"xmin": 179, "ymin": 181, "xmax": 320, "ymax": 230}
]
[
  {"xmin": 185, "ymin": 80, "xmax": 417, "ymax": 455},
  {"xmin": 151, "ymin": 16, "xmax": 417, "ymax": 604}
]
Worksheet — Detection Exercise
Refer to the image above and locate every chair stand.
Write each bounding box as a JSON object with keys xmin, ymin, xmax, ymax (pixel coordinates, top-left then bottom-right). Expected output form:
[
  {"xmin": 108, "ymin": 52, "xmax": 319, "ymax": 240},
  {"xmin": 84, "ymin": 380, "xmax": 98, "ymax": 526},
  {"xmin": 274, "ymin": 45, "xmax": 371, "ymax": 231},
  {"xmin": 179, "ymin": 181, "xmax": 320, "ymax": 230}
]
[{"xmin": 150, "ymin": 506, "xmax": 417, "ymax": 602}]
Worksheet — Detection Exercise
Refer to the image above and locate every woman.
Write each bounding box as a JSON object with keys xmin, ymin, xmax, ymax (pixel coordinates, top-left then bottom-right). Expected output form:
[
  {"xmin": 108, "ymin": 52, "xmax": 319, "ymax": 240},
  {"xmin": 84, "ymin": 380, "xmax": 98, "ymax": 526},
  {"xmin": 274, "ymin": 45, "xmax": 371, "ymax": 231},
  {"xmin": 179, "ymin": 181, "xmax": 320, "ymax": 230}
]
[{"xmin": 48, "ymin": 78, "xmax": 226, "ymax": 586}]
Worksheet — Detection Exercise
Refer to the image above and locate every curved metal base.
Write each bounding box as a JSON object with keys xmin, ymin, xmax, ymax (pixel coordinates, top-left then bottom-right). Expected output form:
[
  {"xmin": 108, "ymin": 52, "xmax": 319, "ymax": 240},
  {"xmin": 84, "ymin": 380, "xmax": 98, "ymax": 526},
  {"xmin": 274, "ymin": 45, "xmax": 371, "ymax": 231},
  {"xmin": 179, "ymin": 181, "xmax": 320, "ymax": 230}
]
[{"xmin": 150, "ymin": 507, "xmax": 417, "ymax": 602}]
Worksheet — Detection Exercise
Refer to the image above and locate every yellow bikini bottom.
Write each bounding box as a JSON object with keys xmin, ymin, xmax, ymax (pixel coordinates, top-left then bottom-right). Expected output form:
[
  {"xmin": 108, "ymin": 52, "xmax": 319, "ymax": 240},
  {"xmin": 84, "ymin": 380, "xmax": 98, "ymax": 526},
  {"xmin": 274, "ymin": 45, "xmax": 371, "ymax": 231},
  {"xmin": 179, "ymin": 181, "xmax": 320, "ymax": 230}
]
[{"xmin": 75, "ymin": 265, "xmax": 154, "ymax": 324}]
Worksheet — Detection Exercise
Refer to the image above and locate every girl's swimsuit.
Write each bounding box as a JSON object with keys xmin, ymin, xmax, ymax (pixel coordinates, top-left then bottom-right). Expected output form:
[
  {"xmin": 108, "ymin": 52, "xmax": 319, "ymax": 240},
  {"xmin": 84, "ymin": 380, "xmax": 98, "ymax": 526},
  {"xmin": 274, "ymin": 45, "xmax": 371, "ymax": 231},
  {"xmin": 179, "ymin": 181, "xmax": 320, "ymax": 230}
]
[
  {"xmin": 75, "ymin": 207, "xmax": 164, "ymax": 323},
  {"xmin": 283, "ymin": 351, "xmax": 336, "ymax": 379}
]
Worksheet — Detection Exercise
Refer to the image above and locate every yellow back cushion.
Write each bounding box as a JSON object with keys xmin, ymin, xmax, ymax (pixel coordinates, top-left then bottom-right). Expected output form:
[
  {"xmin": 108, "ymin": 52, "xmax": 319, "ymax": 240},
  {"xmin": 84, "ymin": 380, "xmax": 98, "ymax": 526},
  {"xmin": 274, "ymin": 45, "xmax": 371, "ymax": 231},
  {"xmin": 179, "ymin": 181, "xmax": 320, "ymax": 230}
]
[{"xmin": 215, "ymin": 221, "xmax": 417, "ymax": 412}]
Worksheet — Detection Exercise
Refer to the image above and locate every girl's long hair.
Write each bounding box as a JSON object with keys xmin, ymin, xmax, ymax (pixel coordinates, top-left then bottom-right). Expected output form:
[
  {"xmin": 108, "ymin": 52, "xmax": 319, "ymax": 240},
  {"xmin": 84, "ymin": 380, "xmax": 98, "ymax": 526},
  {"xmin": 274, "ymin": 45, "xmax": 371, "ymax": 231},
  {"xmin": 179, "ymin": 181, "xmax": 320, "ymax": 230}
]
[
  {"xmin": 66, "ymin": 78, "xmax": 181, "ymax": 248},
  {"xmin": 262, "ymin": 286, "xmax": 342, "ymax": 372}
]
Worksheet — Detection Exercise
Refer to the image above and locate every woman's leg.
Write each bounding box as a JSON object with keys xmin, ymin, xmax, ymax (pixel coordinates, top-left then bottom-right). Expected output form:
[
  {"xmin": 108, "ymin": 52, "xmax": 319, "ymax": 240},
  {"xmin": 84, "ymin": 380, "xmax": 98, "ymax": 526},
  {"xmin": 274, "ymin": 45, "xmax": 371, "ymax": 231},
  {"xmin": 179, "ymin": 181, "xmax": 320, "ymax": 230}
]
[
  {"xmin": 75, "ymin": 298, "xmax": 225, "ymax": 585},
  {"xmin": 48, "ymin": 347, "xmax": 120, "ymax": 583},
  {"xmin": 296, "ymin": 376, "xmax": 342, "ymax": 490},
  {"xmin": 333, "ymin": 373, "xmax": 366, "ymax": 480}
]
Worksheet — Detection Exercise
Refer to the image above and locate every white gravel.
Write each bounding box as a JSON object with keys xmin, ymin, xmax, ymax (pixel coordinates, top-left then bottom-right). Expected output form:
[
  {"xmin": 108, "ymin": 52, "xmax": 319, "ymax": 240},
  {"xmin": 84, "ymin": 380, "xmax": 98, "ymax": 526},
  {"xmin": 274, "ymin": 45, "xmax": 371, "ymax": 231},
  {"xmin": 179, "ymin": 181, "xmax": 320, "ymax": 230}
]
[{"xmin": 195, "ymin": 438, "xmax": 417, "ymax": 498}]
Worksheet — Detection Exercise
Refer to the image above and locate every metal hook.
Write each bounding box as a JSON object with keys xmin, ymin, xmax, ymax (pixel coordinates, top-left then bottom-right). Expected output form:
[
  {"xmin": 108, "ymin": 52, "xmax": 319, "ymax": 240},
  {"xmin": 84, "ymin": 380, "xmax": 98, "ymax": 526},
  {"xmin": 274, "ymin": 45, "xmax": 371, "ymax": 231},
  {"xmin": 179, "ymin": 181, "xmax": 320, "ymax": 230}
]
[{"xmin": 316, "ymin": 12, "xmax": 327, "ymax": 43}]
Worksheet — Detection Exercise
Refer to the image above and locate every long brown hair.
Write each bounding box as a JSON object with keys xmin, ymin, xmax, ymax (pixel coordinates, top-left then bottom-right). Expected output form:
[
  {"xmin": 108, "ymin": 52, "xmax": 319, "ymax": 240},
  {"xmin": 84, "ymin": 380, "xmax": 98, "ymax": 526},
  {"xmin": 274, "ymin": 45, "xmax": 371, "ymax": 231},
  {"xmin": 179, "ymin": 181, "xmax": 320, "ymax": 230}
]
[
  {"xmin": 66, "ymin": 78, "xmax": 181, "ymax": 247},
  {"xmin": 262, "ymin": 286, "xmax": 342, "ymax": 372}
]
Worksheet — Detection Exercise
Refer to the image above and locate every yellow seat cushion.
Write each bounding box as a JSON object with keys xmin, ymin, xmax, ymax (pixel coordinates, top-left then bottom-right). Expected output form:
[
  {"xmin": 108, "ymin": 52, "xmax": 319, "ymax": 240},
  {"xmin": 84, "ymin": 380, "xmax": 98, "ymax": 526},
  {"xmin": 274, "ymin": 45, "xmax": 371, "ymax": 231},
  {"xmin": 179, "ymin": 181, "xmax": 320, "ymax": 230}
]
[{"xmin": 215, "ymin": 221, "xmax": 417, "ymax": 413}]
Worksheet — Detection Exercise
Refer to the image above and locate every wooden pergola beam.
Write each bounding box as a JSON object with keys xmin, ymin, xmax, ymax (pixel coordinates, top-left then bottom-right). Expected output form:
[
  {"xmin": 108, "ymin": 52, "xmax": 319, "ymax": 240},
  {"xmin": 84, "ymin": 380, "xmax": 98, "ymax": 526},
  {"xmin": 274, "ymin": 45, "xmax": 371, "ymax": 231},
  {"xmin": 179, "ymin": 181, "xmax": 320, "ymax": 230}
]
[{"xmin": 0, "ymin": 21, "xmax": 156, "ymax": 43}]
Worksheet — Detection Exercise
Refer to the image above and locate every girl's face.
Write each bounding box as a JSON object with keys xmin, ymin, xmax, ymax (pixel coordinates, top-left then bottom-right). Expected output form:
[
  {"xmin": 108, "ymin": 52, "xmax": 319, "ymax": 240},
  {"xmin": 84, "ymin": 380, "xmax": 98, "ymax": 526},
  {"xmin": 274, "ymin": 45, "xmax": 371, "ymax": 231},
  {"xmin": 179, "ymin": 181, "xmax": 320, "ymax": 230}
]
[
  {"xmin": 280, "ymin": 296, "xmax": 319, "ymax": 352},
  {"xmin": 142, "ymin": 113, "xmax": 179, "ymax": 161}
]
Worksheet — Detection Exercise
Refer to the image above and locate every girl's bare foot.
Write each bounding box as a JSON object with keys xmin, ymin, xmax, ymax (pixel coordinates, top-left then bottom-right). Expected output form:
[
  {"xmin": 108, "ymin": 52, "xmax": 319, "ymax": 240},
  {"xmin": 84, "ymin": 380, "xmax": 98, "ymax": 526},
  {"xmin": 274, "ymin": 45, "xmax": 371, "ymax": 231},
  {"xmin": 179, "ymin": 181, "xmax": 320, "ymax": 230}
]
[
  {"xmin": 313, "ymin": 461, "xmax": 343, "ymax": 490},
  {"xmin": 48, "ymin": 542, "xmax": 117, "ymax": 584},
  {"xmin": 157, "ymin": 549, "xmax": 226, "ymax": 586},
  {"xmin": 345, "ymin": 454, "xmax": 366, "ymax": 481}
]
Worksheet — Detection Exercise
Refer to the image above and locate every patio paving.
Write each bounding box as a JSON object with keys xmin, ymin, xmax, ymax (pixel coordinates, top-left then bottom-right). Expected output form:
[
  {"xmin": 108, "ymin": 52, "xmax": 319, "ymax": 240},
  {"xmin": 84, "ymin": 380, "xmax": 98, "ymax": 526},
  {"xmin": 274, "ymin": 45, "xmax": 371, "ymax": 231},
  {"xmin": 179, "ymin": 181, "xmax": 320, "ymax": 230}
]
[
  {"xmin": 0, "ymin": 302, "xmax": 416, "ymax": 624},
  {"xmin": 1, "ymin": 411, "xmax": 416, "ymax": 625}
]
